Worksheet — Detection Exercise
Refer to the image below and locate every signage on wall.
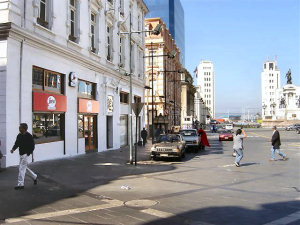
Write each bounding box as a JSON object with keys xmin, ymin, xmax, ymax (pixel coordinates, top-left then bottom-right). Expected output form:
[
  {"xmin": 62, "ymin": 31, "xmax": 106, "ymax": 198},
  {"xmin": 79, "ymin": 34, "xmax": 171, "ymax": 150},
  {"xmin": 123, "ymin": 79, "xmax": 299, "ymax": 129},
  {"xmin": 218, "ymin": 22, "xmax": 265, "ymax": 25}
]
[
  {"xmin": 107, "ymin": 96, "xmax": 113, "ymax": 113},
  {"xmin": 78, "ymin": 99, "xmax": 99, "ymax": 113},
  {"xmin": 69, "ymin": 72, "xmax": 78, "ymax": 87},
  {"xmin": 47, "ymin": 96, "xmax": 56, "ymax": 110},
  {"xmin": 33, "ymin": 92, "xmax": 67, "ymax": 112}
]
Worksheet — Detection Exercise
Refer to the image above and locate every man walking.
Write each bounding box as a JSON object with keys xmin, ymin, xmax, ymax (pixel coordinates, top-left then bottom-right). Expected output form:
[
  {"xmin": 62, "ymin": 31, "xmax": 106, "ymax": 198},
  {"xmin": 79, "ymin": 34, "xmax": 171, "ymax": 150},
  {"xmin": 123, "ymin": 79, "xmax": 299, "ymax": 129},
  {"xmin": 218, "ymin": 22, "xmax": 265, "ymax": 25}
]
[
  {"xmin": 141, "ymin": 128, "xmax": 148, "ymax": 146},
  {"xmin": 233, "ymin": 128, "xmax": 247, "ymax": 167},
  {"xmin": 270, "ymin": 126, "xmax": 287, "ymax": 161},
  {"xmin": 10, "ymin": 123, "xmax": 37, "ymax": 190}
]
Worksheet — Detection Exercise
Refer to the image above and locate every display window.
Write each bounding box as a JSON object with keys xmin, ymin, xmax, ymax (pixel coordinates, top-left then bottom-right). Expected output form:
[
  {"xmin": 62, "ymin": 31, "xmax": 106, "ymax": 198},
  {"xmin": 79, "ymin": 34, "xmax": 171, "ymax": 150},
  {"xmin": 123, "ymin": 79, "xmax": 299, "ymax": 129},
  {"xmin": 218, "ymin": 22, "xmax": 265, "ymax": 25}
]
[{"xmin": 32, "ymin": 113, "xmax": 65, "ymax": 144}]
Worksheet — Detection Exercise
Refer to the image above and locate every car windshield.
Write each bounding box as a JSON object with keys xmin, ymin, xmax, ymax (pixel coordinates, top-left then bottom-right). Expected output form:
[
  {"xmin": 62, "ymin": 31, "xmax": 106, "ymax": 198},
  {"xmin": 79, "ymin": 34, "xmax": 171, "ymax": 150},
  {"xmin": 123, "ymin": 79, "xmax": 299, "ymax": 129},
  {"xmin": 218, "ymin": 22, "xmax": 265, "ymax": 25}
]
[
  {"xmin": 157, "ymin": 134, "xmax": 180, "ymax": 143},
  {"xmin": 179, "ymin": 130, "xmax": 197, "ymax": 136}
]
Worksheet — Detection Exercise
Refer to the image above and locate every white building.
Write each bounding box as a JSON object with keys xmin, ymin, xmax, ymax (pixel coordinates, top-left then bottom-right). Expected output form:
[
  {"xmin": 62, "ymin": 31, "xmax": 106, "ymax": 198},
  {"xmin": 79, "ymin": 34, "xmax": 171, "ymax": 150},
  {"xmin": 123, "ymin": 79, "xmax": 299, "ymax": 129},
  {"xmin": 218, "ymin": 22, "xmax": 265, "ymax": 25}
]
[
  {"xmin": 0, "ymin": 0, "xmax": 148, "ymax": 167},
  {"xmin": 196, "ymin": 61, "xmax": 215, "ymax": 120},
  {"xmin": 261, "ymin": 60, "xmax": 300, "ymax": 122},
  {"xmin": 261, "ymin": 60, "xmax": 281, "ymax": 119}
]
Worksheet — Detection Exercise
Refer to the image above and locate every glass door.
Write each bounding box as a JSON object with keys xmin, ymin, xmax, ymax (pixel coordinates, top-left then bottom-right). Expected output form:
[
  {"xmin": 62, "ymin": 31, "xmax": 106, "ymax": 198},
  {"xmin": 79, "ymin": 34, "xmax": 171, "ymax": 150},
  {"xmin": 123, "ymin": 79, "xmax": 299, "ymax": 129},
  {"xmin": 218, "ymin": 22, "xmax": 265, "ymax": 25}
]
[{"xmin": 84, "ymin": 115, "xmax": 97, "ymax": 152}]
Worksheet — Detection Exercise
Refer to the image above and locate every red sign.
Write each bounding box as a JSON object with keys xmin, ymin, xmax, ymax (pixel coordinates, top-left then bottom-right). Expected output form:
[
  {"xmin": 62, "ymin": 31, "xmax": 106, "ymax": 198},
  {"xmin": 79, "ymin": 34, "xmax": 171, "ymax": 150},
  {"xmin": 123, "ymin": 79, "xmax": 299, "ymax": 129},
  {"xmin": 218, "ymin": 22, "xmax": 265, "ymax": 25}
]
[
  {"xmin": 33, "ymin": 92, "xmax": 67, "ymax": 112},
  {"xmin": 78, "ymin": 99, "xmax": 99, "ymax": 114}
]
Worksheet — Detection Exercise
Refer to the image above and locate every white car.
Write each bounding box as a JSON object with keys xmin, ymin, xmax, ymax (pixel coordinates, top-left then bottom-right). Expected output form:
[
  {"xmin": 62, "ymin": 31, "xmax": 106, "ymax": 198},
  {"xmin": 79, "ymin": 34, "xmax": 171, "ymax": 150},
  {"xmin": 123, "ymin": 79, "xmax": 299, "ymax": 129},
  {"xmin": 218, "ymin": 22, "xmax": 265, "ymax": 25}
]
[
  {"xmin": 179, "ymin": 129, "xmax": 200, "ymax": 152},
  {"xmin": 225, "ymin": 124, "xmax": 233, "ymax": 130}
]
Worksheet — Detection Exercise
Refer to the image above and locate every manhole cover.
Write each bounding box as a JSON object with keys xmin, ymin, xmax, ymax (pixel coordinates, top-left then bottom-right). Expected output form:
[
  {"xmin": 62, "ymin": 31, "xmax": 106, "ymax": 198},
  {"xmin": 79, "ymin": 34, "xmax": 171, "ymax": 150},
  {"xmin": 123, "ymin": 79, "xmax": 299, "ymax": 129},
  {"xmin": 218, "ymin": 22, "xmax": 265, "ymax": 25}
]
[{"xmin": 124, "ymin": 200, "xmax": 159, "ymax": 208}]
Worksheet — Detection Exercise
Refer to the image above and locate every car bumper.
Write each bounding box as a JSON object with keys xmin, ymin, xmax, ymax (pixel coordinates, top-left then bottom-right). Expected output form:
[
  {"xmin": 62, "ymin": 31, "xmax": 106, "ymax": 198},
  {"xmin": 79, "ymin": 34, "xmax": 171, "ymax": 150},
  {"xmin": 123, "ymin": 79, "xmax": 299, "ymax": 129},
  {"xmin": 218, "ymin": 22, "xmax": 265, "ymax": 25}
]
[
  {"xmin": 151, "ymin": 151, "xmax": 181, "ymax": 158},
  {"xmin": 219, "ymin": 137, "xmax": 233, "ymax": 141}
]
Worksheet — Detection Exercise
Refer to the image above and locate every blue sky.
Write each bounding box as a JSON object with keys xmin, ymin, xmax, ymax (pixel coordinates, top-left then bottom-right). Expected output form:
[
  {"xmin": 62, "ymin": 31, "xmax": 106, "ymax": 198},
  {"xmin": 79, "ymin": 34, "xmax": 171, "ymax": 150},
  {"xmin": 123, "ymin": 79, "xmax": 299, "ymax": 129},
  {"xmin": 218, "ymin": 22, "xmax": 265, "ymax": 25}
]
[{"xmin": 181, "ymin": 0, "xmax": 300, "ymax": 115}]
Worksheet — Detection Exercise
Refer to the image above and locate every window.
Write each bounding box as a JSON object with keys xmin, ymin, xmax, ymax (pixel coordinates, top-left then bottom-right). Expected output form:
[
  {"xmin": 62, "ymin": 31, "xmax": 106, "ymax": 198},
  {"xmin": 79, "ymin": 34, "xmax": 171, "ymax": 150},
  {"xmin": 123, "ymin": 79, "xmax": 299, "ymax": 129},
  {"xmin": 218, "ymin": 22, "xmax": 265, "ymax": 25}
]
[
  {"xmin": 120, "ymin": 92, "xmax": 129, "ymax": 104},
  {"xmin": 107, "ymin": 26, "xmax": 113, "ymax": 61},
  {"xmin": 37, "ymin": 0, "xmax": 52, "ymax": 29},
  {"xmin": 90, "ymin": 12, "xmax": 96, "ymax": 52},
  {"xmin": 119, "ymin": 37, "xmax": 125, "ymax": 67},
  {"xmin": 69, "ymin": 0, "xmax": 79, "ymax": 42},
  {"xmin": 78, "ymin": 114, "xmax": 84, "ymax": 138},
  {"xmin": 108, "ymin": 0, "xmax": 113, "ymax": 4},
  {"xmin": 269, "ymin": 63, "xmax": 274, "ymax": 70},
  {"xmin": 32, "ymin": 66, "xmax": 64, "ymax": 94},
  {"xmin": 78, "ymin": 80, "xmax": 96, "ymax": 99},
  {"xmin": 33, "ymin": 113, "xmax": 64, "ymax": 143},
  {"xmin": 138, "ymin": 15, "xmax": 141, "ymax": 30},
  {"xmin": 134, "ymin": 96, "xmax": 141, "ymax": 103}
]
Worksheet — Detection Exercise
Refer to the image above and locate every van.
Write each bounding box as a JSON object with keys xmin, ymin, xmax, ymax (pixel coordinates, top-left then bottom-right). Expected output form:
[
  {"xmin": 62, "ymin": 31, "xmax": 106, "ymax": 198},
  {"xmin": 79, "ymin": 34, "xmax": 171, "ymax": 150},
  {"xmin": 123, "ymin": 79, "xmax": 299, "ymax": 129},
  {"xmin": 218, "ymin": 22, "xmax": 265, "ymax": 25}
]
[{"xmin": 225, "ymin": 124, "xmax": 233, "ymax": 130}]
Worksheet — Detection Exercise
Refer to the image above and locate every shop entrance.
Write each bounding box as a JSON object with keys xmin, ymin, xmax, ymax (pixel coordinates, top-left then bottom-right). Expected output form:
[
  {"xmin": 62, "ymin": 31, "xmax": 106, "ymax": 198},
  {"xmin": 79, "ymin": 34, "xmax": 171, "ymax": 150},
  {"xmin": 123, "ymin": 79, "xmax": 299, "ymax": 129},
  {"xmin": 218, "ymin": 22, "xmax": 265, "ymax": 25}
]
[
  {"xmin": 106, "ymin": 116, "xmax": 113, "ymax": 148},
  {"xmin": 84, "ymin": 115, "xmax": 97, "ymax": 152}
]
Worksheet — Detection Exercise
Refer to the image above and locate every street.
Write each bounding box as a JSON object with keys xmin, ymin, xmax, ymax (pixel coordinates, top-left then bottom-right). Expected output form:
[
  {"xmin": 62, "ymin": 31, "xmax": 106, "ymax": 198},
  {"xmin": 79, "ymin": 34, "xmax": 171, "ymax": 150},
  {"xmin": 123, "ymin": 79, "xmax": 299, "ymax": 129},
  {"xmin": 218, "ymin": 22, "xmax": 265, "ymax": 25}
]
[{"xmin": 0, "ymin": 128, "xmax": 299, "ymax": 225}]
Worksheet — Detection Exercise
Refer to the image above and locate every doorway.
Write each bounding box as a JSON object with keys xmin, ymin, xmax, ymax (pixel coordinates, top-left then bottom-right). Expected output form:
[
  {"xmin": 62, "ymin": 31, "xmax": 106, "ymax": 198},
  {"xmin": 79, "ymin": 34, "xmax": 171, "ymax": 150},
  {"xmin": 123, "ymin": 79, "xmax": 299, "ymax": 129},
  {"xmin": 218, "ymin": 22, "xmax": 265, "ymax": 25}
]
[
  {"xmin": 107, "ymin": 116, "xmax": 113, "ymax": 148},
  {"xmin": 84, "ymin": 115, "xmax": 97, "ymax": 152}
]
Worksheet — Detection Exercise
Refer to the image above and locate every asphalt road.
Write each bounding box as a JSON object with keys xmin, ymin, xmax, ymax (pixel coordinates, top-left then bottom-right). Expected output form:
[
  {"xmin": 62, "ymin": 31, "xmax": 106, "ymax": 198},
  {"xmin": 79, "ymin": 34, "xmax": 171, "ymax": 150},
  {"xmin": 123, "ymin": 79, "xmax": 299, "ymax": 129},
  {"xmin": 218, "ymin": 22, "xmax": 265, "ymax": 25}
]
[{"xmin": 1, "ymin": 128, "xmax": 299, "ymax": 225}]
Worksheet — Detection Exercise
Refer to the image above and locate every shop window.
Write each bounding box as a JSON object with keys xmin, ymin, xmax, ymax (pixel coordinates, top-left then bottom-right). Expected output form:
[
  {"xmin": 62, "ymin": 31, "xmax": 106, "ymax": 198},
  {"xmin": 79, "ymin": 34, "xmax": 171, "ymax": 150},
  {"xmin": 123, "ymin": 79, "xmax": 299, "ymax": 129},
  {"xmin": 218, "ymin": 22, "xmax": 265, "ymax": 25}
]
[
  {"xmin": 78, "ymin": 114, "xmax": 84, "ymax": 138},
  {"xmin": 33, "ymin": 113, "xmax": 64, "ymax": 144},
  {"xmin": 32, "ymin": 66, "xmax": 64, "ymax": 94},
  {"xmin": 78, "ymin": 80, "xmax": 96, "ymax": 99},
  {"xmin": 120, "ymin": 92, "xmax": 129, "ymax": 104}
]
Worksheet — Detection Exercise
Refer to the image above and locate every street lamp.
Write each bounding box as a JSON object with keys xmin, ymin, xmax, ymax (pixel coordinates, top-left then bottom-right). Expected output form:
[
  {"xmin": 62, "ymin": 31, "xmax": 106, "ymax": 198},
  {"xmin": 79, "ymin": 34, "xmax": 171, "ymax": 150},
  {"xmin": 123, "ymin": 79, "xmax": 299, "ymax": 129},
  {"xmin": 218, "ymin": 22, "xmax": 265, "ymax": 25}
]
[
  {"xmin": 118, "ymin": 14, "xmax": 162, "ymax": 164},
  {"xmin": 262, "ymin": 104, "xmax": 267, "ymax": 117}
]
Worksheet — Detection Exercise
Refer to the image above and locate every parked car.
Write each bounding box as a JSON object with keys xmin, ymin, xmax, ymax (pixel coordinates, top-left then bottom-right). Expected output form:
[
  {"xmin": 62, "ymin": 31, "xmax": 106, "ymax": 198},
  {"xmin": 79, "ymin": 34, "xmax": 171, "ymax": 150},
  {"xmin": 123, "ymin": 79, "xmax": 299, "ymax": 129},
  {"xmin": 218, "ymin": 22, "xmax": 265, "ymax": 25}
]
[
  {"xmin": 219, "ymin": 130, "xmax": 234, "ymax": 141},
  {"xmin": 225, "ymin": 124, "xmax": 233, "ymax": 130},
  {"xmin": 296, "ymin": 127, "xmax": 300, "ymax": 134},
  {"xmin": 151, "ymin": 134, "xmax": 186, "ymax": 160},
  {"xmin": 179, "ymin": 129, "xmax": 200, "ymax": 152},
  {"xmin": 286, "ymin": 124, "xmax": 300, "ymax": 131}
]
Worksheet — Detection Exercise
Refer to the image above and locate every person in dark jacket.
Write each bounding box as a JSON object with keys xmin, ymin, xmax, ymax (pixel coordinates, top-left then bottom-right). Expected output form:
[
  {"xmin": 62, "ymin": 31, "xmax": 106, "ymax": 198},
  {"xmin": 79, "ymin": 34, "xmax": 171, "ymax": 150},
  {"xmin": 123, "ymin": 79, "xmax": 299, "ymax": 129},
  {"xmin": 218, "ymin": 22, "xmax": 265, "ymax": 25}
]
[
  {"xmin": 141, "ymin": 128, "xmax": 148, "ymax": 146},
  {"xmin": 10, "ymin": 123, "xmax": 37, "ymax": 190},
  {"xmin": 270, "ymin": 126, "xmax": 287, "ymax": 161}
]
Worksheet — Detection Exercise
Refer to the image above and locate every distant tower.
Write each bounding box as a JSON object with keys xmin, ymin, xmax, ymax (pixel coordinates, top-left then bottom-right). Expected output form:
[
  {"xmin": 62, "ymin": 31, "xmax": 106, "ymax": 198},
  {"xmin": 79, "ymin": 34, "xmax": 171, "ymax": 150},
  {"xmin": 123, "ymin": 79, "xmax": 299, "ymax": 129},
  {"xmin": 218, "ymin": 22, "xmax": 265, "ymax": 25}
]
[
  {"xmin": 261, "ymin": 60, "xmax": 281, "ymax": 119},
  {"xmin": 196, "ymin": 61, "xmax": 215, "ymax": 119}
]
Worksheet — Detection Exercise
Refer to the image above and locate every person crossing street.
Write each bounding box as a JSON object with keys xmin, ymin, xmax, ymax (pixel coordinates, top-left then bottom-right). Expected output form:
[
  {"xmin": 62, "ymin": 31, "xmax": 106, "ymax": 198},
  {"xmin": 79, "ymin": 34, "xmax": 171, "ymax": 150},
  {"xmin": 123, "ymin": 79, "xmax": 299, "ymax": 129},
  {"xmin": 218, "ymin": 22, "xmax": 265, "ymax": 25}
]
[
  {"xmin": 10, "ymin": 123, "xmax": 37, "ymax": 190},
  {"xmin": 270, "ymin": 126, "xmax": 287, "ymax": 161}
]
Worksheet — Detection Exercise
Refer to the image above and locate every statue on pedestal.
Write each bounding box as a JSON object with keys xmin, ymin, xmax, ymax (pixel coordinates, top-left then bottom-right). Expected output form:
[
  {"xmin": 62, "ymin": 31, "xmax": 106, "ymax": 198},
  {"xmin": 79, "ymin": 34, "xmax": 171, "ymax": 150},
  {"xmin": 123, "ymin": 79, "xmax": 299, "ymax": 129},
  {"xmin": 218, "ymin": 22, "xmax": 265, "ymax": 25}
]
[{"xmin": 285, "ymin": 69, "xmax": 292, "ymax": 84}]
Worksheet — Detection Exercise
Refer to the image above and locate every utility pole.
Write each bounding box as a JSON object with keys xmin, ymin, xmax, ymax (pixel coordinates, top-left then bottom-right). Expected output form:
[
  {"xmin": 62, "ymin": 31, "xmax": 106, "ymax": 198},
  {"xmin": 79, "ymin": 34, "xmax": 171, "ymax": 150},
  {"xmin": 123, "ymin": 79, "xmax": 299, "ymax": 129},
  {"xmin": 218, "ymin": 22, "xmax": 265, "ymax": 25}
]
[
  {"xmin": 151, "ymin": 42, "xmax": 154, "ymax": 144},
  {"xmin": 129, "ymin": 13, "xmax": 133, "ymax": 164}
]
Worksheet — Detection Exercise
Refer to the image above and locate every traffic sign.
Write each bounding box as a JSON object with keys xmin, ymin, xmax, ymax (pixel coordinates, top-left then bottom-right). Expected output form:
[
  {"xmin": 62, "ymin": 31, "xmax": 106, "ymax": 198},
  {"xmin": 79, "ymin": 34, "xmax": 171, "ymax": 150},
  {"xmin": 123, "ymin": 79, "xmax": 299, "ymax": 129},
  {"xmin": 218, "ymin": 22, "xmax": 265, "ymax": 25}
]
[{"xmin": 131, "ymin": 103, "xmax": 144, "ymax": 116}]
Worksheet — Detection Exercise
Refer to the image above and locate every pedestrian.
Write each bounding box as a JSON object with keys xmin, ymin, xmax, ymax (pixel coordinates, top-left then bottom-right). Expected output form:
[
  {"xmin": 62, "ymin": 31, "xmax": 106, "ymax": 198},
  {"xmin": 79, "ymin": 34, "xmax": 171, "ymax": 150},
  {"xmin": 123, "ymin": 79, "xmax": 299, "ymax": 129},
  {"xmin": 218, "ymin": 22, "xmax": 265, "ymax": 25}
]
[
  {"xmin": 233, "ymin": 128, "xmax": 247, "ymax": 167},
  {"xmin": 10, "ymin": 123, "xmax": 37, "ymax": 190},
  {"xmin": 141, "ymin": 127, "xmax": 148, "ymax": 146},
  {"xmin": 197, "ymin": 128, "xmax": 210, "ymax": 151},
  {"xmin": 270, "ymin": 126, "xmax": 287, "ymax": 161}
]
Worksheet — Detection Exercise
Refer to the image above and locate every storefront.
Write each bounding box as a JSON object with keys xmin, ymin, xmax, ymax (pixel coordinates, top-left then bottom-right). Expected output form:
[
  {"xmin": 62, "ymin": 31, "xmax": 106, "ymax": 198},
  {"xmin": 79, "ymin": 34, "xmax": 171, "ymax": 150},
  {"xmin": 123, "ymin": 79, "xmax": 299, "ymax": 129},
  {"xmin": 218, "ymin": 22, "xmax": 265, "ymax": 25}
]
[{"xmin": 77, "ymin": 80, "xmax": 99, "ymax": 152}]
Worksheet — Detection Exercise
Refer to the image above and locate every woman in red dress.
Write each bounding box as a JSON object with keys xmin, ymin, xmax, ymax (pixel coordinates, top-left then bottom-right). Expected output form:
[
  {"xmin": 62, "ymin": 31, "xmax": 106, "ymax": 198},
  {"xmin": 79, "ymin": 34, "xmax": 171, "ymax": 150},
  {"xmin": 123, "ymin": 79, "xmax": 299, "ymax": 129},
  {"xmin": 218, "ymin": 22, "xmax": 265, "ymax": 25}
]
[{"xmin": 198, "ymin": 128, "xmax": 210, "ymax": 151}]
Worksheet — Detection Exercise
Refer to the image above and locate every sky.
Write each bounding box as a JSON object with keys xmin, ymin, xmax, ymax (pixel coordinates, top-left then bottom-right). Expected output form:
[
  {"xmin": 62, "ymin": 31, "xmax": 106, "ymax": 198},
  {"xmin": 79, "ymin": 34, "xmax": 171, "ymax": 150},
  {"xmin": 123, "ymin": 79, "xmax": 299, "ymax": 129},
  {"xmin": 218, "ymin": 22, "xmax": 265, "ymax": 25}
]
[{"xmin": 181, "ymin": 0, "xmax": 300, "ymax": 115}]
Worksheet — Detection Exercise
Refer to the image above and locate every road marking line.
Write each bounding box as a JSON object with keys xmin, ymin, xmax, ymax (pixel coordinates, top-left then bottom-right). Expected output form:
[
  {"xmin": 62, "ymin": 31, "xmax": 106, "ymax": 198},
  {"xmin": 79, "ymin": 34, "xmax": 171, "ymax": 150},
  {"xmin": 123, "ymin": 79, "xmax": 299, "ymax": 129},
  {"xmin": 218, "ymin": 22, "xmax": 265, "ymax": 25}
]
[
  {"xmin": 5, "ymin": 199, "xmax": 123, "ymax": 223},
  {"xmin": 141, "ymin": 208, "xmax": 174, "ymax": 218},
  {"xmin": 263, "ymin": 210, "xmax": 300, "ymax": 225}
]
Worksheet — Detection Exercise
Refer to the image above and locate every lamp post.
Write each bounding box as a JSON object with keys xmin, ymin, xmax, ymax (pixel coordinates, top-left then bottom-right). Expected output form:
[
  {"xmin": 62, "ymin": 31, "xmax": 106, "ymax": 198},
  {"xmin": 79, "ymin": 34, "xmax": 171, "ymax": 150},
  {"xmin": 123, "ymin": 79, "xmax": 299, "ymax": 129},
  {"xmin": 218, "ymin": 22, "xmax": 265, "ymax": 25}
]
[
  {"xmin": 119, "ymin": 16, "xmax": 162, "ymax": 164},
  {"xmin": 262, "ymin": 104, "xmax": 267, "ymax": 118},
  {"xmin": 144, "ymin": 49, "xmax": 177, "ymax": 143}
]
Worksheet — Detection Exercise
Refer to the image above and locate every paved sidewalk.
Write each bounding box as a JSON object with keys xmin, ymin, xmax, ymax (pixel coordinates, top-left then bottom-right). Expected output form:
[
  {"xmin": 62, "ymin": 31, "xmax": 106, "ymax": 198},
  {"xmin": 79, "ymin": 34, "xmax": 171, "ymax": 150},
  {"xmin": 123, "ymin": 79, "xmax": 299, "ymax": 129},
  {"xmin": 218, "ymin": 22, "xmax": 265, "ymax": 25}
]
[{"xmin": 0, "ymin": 141, "xmax": 174, "ymax": 222}]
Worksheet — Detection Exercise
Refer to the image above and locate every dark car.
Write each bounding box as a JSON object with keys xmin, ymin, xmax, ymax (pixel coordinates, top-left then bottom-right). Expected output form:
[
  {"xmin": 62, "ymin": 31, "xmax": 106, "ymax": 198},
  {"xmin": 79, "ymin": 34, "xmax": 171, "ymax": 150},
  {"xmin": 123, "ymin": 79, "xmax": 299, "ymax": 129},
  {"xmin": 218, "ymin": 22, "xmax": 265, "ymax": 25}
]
[
  {"xmin": 286, "ymin": 124, "xmax": 300, "ymax": 131},
  {"xmin": 151, "ymin": 134, "xmax": 186, "ymax": 160},
  {"xmin": 219, "ymin": 130, "xmax": 234, "ymax": 141}
]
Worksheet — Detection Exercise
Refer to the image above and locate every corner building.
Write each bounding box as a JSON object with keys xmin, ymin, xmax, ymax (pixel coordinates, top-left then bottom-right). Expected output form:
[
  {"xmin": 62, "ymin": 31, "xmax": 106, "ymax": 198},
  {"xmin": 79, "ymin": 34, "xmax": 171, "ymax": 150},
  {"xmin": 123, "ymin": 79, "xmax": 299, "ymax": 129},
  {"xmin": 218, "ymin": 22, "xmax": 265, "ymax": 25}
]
[{"xmin": 0, "ymin": 0, "xmax": 148, "ymax": 167}]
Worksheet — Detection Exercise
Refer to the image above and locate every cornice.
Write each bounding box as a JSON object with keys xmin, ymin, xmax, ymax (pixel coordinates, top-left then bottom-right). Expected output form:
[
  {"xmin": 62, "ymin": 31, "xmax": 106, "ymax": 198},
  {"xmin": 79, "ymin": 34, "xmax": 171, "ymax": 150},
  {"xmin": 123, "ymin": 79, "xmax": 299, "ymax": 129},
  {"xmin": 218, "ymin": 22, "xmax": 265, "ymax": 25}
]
[{"xmin": 8, "ymin": 23, "xmax": 145, "ymax": 88}]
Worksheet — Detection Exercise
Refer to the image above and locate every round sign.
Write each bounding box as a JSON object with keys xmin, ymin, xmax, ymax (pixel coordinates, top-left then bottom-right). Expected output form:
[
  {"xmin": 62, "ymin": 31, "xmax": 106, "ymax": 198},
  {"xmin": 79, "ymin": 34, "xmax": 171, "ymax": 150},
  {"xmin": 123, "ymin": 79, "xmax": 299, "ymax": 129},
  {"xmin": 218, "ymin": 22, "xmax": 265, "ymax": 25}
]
[{"xmin": 47, "ymin": 96, "xmax": 56, "ymax": 110}]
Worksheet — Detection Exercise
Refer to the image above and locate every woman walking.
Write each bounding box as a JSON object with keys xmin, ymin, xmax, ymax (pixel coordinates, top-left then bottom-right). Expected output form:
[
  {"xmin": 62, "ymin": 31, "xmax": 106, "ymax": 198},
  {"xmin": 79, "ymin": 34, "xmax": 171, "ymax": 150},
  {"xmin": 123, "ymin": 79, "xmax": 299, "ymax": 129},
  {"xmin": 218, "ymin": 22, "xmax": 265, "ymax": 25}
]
[{"xmin": 233, "ymin": 129, "xmax": 247, "ymax": 167}]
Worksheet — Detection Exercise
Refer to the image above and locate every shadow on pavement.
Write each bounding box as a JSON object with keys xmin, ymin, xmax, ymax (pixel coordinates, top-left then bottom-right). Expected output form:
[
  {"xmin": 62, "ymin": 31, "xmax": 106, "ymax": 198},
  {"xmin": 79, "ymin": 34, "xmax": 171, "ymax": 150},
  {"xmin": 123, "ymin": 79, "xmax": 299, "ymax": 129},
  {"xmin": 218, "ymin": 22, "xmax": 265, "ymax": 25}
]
[
  {"xmin": 141, "ymin": 200, "xmax": 300, "ymax": 225},
  {"xmin": 0, "ymin": 145, "xmax": 175, "ymax": 221}
]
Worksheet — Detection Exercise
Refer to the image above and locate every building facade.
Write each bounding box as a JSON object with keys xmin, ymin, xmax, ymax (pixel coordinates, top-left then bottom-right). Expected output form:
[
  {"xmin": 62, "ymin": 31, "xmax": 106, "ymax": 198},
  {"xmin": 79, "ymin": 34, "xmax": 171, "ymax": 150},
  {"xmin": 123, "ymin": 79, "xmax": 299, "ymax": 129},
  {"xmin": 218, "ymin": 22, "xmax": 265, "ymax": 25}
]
[
  {"xmin": 0, "ymin": 0, "xmax": 148, "ymax": 167},
  {"xmin": 261, "ymin": 60, "xmax": 300, "ymax": 122},
  {"xmin": 196, "ymin": 61, "xmax": 215, "ymax": 120},
  {"xmin": 181, "ymin": 70, "xmax": 196, "ymax": 129},
  {"xmin": 261, "ymin": 60, "xmax": 281, "ymax": 119},
  {"xmin": 144, "ymin": 18, "xmax": 182, "ymax": 134},
  {"xmin": 144, "ymin": 0, "xmax": 185, "ymax": 66}
]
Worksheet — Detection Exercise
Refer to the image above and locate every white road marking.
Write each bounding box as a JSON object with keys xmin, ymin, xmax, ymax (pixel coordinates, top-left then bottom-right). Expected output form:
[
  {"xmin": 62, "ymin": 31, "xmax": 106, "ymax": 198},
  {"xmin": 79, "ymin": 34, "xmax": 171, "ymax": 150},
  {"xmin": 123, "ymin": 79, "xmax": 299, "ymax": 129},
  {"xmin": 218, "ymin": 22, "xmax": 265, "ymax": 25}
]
[
  {"xmin": 219, "ymin": 164, "xmax": 235, "ymax": 168},
  {"xmin": 263, "ymin": 210, "xmax": 300, "ymax": 225},
  {"xmin": 5, "ymin": 199, "xmax": 123, "ymax": 223},
  {"xmin": 141, "ymin": 208, "xmax": 174, "ymax": 218}
]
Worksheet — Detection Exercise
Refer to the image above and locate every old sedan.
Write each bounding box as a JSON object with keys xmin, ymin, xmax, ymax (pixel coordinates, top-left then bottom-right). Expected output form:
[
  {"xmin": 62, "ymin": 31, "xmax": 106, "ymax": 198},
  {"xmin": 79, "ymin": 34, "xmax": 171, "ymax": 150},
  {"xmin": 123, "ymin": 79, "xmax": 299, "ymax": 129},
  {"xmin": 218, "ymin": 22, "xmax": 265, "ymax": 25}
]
[
  {"xmin": 179, "ymin": 129, "xmax": 200, "ymax": 151},
  {"xmin": 219, "ymin": 130, "xmax": 233, "ymax": 141},
  {"xmin": 151, "ymin": 134, "xmax": 186, "ymax": 160}
]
